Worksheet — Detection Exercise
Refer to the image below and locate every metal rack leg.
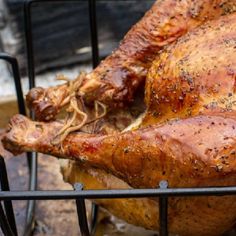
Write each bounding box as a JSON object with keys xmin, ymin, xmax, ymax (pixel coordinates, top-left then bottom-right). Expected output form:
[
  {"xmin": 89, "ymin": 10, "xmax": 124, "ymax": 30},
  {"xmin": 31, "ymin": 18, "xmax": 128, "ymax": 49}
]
[
  {"xmin": 0, "ymin": 156, "xmax": 18, "ymax": 236},
  {"xmin": 90, "ymin": 203, "xmax": 98, "ymax": 235},
  {"xmin": 0, "ymin": 202, "xmax": 15, "ymax": 236},
  {"xmin": 0, "ymin": 51, "xmax": 35, "ymax": 236},
  {"xmin": 23, "ymin": 1, "xmax": 38, "ymax": 235},
  {"xmin": 24, "ymin": 0, "xmax": 35, "ymax": 90},
  {"xmin": 74, "ymin": 183, "xmax": 90, "ymax": 236},
  {"xmin": 88, "ymin": 0, "xmax": 99, "ymax": 231},
  {"xmin": 23, "ymin": 152, "xmax": 37, "ymax": 236},
  {"xmin": 88, "ymin": 0, "xmax": 99, "ymax": 68},
  {"xmin": 159, "ymin": 181, "xmax": 168, "ymax": 236},
  {"xmin": 0, "ymin": 53, "xmax": 26, "ymax": 116}
]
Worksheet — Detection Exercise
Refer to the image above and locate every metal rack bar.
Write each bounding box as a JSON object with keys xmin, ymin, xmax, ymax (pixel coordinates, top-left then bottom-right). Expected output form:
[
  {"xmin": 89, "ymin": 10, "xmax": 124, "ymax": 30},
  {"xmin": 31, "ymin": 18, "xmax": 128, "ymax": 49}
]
[
  {"xmin": 24, "ymin": 0, "xmax": 35, "ymax": 90},
  {"xmin": 0, "ymin": 202, "xmax": 15, "ymax": 236},
  {"xmin": 74, "ymin": 184, "xmax": 90, "ymax": 236},
  {"xmin": 159, "ymin": 181, "xmax": 168, "ymax": 236},
  {"xmin": 88, "ymin": 0, "xmax": 100, "ymax": 232},
  {"xmin": 0, "ymin": 51, "xmax": 37, "ymax": 236},
  {"xmin": 0, "ymin": 156, "xmax": 18, "ymax": 236},
  {"xmin": 23, "ymin": 151, "xmax": 37, "ymax": 236},
  {"xmin": 0, "ymin": 53, "xmax": 34, "ymax": 236},
  {"xmin": 0, "ymin": 53, "xmax": 24, "ymax": 236},
  {"xmin": 0, "ymin": 53, "xmax": 26, "ymax": 116},
  {"xmin": 2, "ymin": 185, "xmax": 236, "ymax": 200},
  {"xmin": 23, "ymin": 1, "xmax": 39, "ymax": 235},
  {"xmin": 88, "ymin": 0, "xmax": 99, "ymax": 67}
]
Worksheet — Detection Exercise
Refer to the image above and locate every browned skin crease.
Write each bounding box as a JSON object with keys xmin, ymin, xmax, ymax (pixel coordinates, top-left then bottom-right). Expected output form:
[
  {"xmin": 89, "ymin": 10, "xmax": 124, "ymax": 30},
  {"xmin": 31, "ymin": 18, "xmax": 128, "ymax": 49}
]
[
  {"xmin": 4, "ymin": 5, "xmax": 236, "ymax": 236},
  {"xmin": 26, "ymin": 0, "xmax": 236, "ymax": 121}
]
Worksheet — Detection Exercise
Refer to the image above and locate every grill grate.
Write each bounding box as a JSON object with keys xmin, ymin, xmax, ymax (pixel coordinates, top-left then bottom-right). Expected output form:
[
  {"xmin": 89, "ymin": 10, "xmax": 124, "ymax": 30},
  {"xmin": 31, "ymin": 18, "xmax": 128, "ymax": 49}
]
[{"xmin": 1, "ymin": 1, "xmax": 236, "ymax": 236}]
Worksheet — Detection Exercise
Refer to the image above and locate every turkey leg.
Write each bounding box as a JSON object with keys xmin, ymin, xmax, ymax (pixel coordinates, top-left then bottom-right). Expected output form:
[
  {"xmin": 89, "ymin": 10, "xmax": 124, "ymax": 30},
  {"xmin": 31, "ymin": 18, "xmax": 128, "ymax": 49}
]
[{"xmin": 3, "ymin": 113, "xmax": 236, "ymax": 189}]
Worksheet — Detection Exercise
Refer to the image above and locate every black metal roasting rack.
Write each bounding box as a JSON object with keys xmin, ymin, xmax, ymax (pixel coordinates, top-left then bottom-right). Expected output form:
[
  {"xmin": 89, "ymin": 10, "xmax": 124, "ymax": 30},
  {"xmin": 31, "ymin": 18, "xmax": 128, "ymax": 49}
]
[{"xmin": 2, "ymin": 1, "xmax": 236, "ymax": 236}]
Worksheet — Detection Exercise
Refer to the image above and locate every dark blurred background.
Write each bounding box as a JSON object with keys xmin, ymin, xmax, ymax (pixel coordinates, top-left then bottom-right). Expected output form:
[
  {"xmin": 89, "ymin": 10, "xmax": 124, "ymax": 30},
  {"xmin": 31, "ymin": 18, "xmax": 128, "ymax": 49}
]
[{"xmin": 1, "ymin": 0, "xmax": 155, "ymax": 75}]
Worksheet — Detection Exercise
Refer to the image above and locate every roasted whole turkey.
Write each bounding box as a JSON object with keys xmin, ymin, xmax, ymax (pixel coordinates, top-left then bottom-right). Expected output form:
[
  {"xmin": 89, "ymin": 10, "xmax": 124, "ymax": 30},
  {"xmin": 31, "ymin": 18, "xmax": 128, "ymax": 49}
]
[{"xmin": 3, "ymin": 1, "xmax": 236, "ymax": 236}]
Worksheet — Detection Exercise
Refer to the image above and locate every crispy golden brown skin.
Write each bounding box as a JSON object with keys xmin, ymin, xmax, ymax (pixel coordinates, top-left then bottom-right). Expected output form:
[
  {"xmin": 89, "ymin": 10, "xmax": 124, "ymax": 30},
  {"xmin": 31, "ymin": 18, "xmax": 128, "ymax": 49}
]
[
  {"xmin": 4, "ymin": 8, "xmax": 236, "ymax": 236},
  {"xmin": 143, "ymin": 10, "xmax": 236, "ymax": 126},
  {"xmin": 26, "ymin": 0, "xmax": 236, "ymax": 121}
]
